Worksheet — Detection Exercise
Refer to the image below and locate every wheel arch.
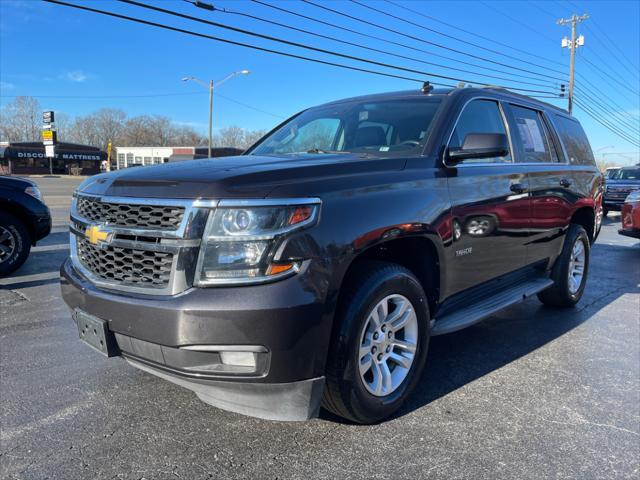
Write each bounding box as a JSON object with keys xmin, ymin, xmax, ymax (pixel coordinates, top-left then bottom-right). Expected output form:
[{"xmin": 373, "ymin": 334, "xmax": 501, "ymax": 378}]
[
  {"xmin": 570, "ymin": 206, "xmax": 596, "ymax": 244},
  {"xmin": 0, "ymin": 200, "xmax": 35, "ymax": 244},
  {"xmin": 336, "ymin": 235, "xmax": 442, "ymax": 319}
]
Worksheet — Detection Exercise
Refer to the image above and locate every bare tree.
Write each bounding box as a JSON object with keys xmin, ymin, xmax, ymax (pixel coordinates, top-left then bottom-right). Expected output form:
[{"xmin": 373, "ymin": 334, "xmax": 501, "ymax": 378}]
[
  {"xmin": 242, "ymin": 129, "xmax": 267, "ymax": 149},
  {"xmin": 171, "ymin": 126, "xmax": 206, "ymax": 146},
  {"xmin": 216, "ymin": 126, "xmax": 245, "ymax": 148},
  {"xmin": 0, "ymin": 96, "xmax": 41, "ymax": 142},
  {"xmin": 54, "ymin": 112, "xmax": 72, "ymax": 142},
  {"xmin": 0, "ymin": 96, "xmax": 268, "ymax": 150},
  {"xmin": 93, "ymin": 108, "xmax": 126, "ymax": 148}
]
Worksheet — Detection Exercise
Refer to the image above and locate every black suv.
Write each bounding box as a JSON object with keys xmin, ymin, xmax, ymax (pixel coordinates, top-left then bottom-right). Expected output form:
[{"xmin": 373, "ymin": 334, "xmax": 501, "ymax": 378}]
[
  {"xmin": 61, "ymin": 87, "xmax": 601, "ymax": 424},
  {"xmin": 603, "ymin": 165, "xmax": 640, "ymax": 216},
  {"xmin": 0, "ymin": 176, "xmax": 52, "ymax": 276}
]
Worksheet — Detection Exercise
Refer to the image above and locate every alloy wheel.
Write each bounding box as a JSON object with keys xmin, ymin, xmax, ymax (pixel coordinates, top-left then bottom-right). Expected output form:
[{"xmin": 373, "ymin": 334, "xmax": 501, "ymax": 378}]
[
  {"xmin": 568, "ymin": 237, "xmax": 586, "ymax": 294},
  {"xmin": 0, "ymin": 226, "xmax": 16, "ymax": 265},
  {"xmin": 357, "ymin": 294, "xmax": 418, "ymax": 397}
]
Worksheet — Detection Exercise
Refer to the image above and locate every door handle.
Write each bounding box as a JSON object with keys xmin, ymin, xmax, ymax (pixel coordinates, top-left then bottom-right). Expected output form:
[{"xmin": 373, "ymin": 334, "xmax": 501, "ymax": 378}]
[
  {"xmin": 510, "ymin": 183, "xmax": 526, "ymax": 194},
  {"xmin": 560, "ymin": 178, "xmax": 572, "ymax": 188}
]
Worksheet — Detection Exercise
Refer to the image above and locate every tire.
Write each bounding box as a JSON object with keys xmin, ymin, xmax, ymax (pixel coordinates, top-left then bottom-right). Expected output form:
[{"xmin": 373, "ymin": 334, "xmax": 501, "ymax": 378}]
[
  {"xmin": 602, "ymin": 207, "xmax": 608, "ymax": 217},
  {"xmin": 537, "ymin": 224, "xmax": 590, "ymax": 308},
  {"xmin": 0, "ymin": 212, "xmax": 31, "ymax": 277},
  {"xmin": 322, "ymin": 261, "xmax": 431, "ymax": 424}
]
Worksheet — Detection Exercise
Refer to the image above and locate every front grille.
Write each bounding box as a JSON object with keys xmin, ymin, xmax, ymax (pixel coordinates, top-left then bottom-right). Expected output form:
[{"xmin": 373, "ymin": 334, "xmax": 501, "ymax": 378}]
[
  {"xmin": 76, "ymin": 196, "xmax": 184, "ymax": 230},
  {"xmin": 76, "ymin": 236, "xmax": 173, "ymax": 288}
]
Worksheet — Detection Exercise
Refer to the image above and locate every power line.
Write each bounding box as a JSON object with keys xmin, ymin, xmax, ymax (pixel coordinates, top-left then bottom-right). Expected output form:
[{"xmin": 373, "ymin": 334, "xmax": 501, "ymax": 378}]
[
  {"xmin": 41, "ymin": 0, "xmax": 445, "ymax": 87},
  {"xmin": 204, "ymin": 1, "xmax": 558, "ymax": 89},
  {"xmin": 575, "ymin": 87, "xmax": 639, "ymax": 133},
  {"xmin": 251, "ymin": 0, "xmax": 565, "ymax": 87},
  {"xmin": 479, "ymin": 0, "xmax": 559, "ymax": 45},
  {"xmin": 574, "ymin": 97, "xmax": 640, "ymax": 146},
  {"xmin": 576, "ymin": 74, "xmax": 639, "ymax": 124},
  {"xmin": 1, "ymin": 91, "xmax": 286, "ymax": 118},
  {"xmin": 2, "ymin": 91, "xmax": 206, "ymax": 99},
  {"xmin": 581, "ymin": 23, "xmax": 640, "ymax": 83},
  {"xmin": 354, "ymin": 0, "xmax": 568, "ymax": 77},
  {"xmin": 580, "ymin": 56, "xmax": 640, "ymax": 97},
  {"xmin": 387, "ymin": 0, "xmax": 566, "ymax": 68},
  {"xmin": 117, "ymin": 0, "xmax": 559, "ymax": 95},
  {"xmin": 300, "ymin": 0, "xmax": 568, "ymax": 84},
  {"xmin": 565, "ymin": 0, "xmax": 640, "ymax": 76},
  {"xmin": 529, "ymin": 2, "xmax": 560, "ymax": 21}
]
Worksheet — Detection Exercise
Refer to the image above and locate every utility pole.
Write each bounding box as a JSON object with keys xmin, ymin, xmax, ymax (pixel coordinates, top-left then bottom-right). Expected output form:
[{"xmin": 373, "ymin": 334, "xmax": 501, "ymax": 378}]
[
  {"xmin": 181, "ymin": 70, "xmax": 250, "ymax": 158},
  {"xmin": 208, "ymin": 79, "xmax": 213, "ymax": 159},
  {"xmin": 557, "ymin": 13, "xmax": 589, "ymax": 114}
]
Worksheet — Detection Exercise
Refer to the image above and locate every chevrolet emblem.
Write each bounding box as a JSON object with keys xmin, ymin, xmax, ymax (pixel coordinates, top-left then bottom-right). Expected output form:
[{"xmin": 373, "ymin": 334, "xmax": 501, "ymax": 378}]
[{"xmin": 85, "ymin": 225, "xmax": 112, "ymax": 246}]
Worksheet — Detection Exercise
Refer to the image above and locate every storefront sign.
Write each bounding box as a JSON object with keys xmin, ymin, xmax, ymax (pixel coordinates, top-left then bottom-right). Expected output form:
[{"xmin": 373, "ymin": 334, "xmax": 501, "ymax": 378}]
[
  {"xmin": 43, "ymin": 111, "xmax": 55, "ymax": 124},
  {"xmin": 42, "ymin": 129, "xmax": 56, "ymax": 144},
  {"xmin": 16, "ymin": 151, "xmax": 102, "ymax": 160}
]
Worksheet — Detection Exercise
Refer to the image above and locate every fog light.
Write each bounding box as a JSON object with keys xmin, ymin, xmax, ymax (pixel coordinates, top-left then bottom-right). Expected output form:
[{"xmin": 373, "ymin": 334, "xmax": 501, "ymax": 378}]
[{"xmin": 220, "ymin": 351, "xmax": 257, "ymax": 368}]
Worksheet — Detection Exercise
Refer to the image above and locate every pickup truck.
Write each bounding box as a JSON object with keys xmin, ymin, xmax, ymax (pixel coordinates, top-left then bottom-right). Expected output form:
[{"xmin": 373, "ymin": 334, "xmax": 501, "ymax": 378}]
[{"xmin": 60, "ymin": 86, "xmax": 601, "ymax": 423}]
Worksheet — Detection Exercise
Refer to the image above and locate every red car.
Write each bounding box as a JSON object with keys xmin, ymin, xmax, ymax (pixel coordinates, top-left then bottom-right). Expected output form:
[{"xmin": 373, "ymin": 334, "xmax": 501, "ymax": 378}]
[{"xmin": 619, "ymin": 190, "xmax": 640, "ymax": 239}]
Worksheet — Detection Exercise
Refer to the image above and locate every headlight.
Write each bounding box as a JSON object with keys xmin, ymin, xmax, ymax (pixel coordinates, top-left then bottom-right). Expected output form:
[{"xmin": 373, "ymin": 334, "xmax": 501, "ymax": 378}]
[
  {"xmin": 25, "ymin": 186, "xmax": 43, "ymax": 201},
  {"xmin": 195, "ymin": 199, "xmax": 321, "ymax": 286},
  {"xmin": 625, "ymin": 190, "xmax": 640, "ymax": 203}
]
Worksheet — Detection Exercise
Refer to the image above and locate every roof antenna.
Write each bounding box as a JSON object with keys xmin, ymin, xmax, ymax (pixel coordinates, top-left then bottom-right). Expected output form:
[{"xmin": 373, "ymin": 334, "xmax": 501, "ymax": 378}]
[{"xmin": 421, "ymin": 81, "xmax": 433, "ymax": 94}]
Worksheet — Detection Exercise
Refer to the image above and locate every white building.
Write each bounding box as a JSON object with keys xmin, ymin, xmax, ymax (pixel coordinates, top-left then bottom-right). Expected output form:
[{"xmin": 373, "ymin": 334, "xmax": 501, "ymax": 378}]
[
  {"xmin": 114, "ymin": 146, "xmax": 176, "ymax": 169},
  {"xmin": 114, "ymin": 146, "xmax": 244, "ymax": 169}
]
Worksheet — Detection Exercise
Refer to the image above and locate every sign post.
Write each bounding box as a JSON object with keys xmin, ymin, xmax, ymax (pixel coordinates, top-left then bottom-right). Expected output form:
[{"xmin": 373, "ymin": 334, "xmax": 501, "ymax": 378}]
[
  {"xmin": 42, "ymin": 111, "xmax": 57, "ymax": 175},
  {"xmin": 106, "ymin": 141, "xmax": 112, "ymax": 172}
]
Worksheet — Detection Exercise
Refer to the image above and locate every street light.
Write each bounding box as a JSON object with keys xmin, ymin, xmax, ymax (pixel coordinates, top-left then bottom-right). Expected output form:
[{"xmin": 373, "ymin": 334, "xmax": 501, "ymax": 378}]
[{"xmin": 182, "ymin": 70, "xmax": 250, "ymax": 158}]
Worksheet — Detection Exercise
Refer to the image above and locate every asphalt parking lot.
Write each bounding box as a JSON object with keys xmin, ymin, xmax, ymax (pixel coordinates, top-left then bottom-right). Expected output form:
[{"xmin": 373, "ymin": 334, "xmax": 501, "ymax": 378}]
[{"xmin": 1, "ymin": 176, "xmax": 639, "ymax": 480}]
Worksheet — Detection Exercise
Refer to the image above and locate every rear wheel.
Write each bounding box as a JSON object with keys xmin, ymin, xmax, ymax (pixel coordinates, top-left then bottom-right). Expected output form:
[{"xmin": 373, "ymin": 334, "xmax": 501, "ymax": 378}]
[
  {"xmin": 538, "ymin": 224, "xmax": 590, "ymax": 308},
  {"xmin": 322, "ymin": 261, "xmax": 430, "ymax": 424},
  {"xmin": 0, "ymin": 212, "xmax": 31, "ymax": 277},
  {"xmin": 602, "ymin": 207, "xmax": 609, "ymax": 217}
]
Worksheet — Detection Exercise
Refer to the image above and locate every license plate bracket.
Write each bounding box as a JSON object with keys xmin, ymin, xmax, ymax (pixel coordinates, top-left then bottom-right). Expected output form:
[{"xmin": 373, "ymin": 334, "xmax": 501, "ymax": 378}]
[{"xmin": 73, "ymin": 309, "xmax": 120, "ymax": 357}]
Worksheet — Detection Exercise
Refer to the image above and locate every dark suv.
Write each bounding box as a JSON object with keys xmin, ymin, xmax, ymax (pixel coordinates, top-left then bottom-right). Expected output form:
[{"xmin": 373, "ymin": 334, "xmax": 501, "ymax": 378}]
[
  {"xmin": 1, "ymin": 176, "xmax": 51, "ymax": 276},
  {"xmin": 60, "ymin": 87, "xmax": 601, "ymax": 424},
  {"xmin": 603, "ymin": 165, "xmax": 640, "ymax": 216}
]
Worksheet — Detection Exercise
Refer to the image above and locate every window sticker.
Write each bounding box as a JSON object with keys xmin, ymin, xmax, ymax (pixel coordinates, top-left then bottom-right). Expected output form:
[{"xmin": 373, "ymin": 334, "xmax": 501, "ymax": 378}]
[{"xmin": 516, "ymin": 118, "xmax": 546, "ymax": 153}]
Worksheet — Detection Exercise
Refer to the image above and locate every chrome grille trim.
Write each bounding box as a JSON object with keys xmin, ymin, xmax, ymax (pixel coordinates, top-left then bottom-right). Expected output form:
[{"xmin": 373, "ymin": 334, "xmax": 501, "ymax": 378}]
[
  {"xmin": 76, "ymin": 196, "xmax": 185, "ymax": 230},
  {"xmin": 70, "ymin": 195, "xmax": 216, "ymax": 296},
  {"xmin": 75, "ymin": 236, "xmax": 174, "ymax": 288}
]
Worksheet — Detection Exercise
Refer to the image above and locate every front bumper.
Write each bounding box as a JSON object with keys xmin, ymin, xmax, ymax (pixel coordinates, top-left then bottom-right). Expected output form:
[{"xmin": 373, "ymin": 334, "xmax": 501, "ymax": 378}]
[
  {"xmin": 30, "ymin": 207, "xmax": 52, "ymax": 243},
  {"xmin": 603, "ymin": 199, "xmax": 624, "ymax": 210},
  {"xmin": 618, "ymin": 228, "xmax": 640, "ymax": 239},
  {"xmin": 60, "ymin": 257, "xmax": 334, "ymax": 420}
]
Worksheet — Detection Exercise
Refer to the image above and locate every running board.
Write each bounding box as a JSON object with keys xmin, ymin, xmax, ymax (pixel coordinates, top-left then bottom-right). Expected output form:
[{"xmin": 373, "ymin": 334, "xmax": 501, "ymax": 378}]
[{"xmin": 431, "ymin": 277, "xmax": 554, "ymax": 336}]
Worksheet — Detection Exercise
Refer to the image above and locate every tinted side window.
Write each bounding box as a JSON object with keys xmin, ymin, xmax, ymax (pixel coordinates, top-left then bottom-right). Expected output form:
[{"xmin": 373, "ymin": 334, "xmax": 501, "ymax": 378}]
[
  {"xmin": 510, "ymin": 105, "xmax": 558, "ymax": 163},
  {"xmin": 552, "ymin": 115, "xmax": 596, "ymax": 165},
  {"xmin": 450, "ymin": 99, "xmax": 511, "ymax": 163}
]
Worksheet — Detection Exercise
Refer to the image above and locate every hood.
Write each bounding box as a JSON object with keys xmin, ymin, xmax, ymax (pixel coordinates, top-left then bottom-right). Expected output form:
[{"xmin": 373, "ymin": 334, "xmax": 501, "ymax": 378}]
[
  {"xmin": 606, "ymin": 178, "xmax": 640, "ymax": 187},
  {"xmin": 78, "ymin": 153, "xmax": 406, "ymax": 199},
  {"xmin": 0, "ymin": 175, "xmax": 37, "ymax": 190}
]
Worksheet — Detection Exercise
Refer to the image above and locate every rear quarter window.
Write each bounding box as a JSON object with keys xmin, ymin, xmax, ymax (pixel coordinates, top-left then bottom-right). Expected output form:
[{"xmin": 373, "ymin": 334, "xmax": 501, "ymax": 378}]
[{"xmin": 552, "ymin": 114, "xmax": 596, "ymax": 166}]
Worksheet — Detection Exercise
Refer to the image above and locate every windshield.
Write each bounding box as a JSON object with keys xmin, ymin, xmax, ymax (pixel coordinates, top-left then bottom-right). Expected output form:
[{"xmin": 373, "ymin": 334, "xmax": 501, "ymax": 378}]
[
  {"xmin": 249, "ymin": 97, "xmax": 443, "ymax": 157},
  {"xmin": 611, "ymin": 168, "xmax": 640, "ymax": 180}
]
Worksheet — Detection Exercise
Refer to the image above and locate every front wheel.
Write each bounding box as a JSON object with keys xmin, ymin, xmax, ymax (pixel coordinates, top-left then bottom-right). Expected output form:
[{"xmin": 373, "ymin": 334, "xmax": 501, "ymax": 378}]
[
  {"xmin": 322, "ymin": 261, "xmax": 430, "ymax": 424},
  {"xmin": 0, "ymin": 212, "xmax": 31, "ymax": 277},
  {"xmin": 538, "ymin": 224, "xmax": 590, "ymax": 308}
]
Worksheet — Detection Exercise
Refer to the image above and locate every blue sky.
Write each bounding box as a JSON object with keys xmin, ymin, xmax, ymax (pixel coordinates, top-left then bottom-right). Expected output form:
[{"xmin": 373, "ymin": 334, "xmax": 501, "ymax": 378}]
[{"xmin": 1, "ymin": 0, "xmax": 638, "ymax": 164}]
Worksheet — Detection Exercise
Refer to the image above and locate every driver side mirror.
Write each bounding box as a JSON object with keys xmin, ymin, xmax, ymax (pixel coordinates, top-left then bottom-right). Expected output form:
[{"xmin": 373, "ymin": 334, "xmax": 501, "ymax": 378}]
[{"xmin": 447, "ymin": 133, "xmax": 509, "ymax": 164}]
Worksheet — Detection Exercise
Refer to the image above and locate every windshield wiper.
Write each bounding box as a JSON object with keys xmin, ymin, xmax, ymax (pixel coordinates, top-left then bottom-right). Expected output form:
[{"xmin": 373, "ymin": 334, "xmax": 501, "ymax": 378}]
[{"xmin": 306, "ymin": 148, "xmax": 349, "ymax": 154}]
